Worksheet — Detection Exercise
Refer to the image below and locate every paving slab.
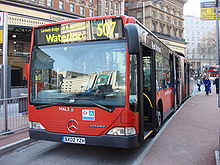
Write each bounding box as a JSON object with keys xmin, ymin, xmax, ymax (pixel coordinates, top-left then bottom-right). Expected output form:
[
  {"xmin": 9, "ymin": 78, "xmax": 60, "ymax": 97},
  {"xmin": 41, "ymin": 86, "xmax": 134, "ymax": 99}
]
[{"xmin": 140, "ymin": 91, "xmax": 220, "ymax": 165}]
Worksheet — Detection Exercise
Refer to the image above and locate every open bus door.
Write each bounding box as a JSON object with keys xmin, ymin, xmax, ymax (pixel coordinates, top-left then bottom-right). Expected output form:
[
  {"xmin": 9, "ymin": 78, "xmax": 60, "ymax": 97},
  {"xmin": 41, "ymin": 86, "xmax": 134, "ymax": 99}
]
[
  {"xmin": 175, "ymin": 56, "xmax": 181, "ymax": 107},
  {"xmin": 125, "ymin": 24, "xmax": 156, "ymax": 144},
  {"xmin": 138, "ymin": 45, "xmax": 156, "ymax": 142}
]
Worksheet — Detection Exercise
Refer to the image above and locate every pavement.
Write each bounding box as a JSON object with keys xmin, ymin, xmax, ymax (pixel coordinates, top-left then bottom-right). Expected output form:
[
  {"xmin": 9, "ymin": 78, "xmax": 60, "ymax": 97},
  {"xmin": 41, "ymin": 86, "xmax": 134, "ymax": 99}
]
[
  {"xmin": 139, "ymin": 89, "xmax": 220, "ymax": 165},
  {"xmin": 0, "ymin": 88, "xmax": 220, "ymax": 165}
]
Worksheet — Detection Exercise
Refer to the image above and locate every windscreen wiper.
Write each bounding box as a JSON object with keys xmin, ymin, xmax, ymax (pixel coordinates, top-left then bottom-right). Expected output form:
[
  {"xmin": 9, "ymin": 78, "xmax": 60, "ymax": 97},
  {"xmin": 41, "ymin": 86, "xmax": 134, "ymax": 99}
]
[
  {"xmin": 34, "ymin": 102, "xmax": 70, "ymax": 110},
  {"xmin": 34, "ymin": 100, "xmax": 112, "ymax": 112},
  {"xmin": 73, "ymin": 98, "xmax": 113, "ymax": 112}
]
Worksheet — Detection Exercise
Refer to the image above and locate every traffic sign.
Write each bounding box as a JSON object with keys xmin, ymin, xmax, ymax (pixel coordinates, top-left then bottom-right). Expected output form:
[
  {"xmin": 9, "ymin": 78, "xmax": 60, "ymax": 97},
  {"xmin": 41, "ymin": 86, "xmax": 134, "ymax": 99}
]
[{"xmin": 200, "ymin": 0, "xmax": 220, "ymax": 20}]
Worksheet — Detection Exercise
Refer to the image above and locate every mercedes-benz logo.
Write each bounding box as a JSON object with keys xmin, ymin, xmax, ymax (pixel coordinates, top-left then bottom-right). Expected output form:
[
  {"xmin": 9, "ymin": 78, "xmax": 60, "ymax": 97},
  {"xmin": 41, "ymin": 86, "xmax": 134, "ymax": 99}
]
[{"xmin": 67, "ymin": 119, "xmax": 78, "ymax": 133}]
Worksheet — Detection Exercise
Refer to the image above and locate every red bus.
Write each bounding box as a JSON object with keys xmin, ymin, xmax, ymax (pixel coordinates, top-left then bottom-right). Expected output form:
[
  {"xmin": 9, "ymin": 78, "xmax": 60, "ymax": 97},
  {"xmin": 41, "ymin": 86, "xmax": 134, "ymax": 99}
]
[
  {"xmin": 28, "ymin": 15, "xmax": 192, "ymax": 148},
  {"xmin": 207, "ymin": 65, "xmax": 218, "ymax": 80}
]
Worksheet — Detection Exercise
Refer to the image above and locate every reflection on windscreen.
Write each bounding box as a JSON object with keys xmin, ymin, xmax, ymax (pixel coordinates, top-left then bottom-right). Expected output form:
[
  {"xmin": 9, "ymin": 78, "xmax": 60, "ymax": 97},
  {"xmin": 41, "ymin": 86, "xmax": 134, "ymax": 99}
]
[{"xmin": 30, "ymin": 40, "xmax": 126, "ymax": 107}]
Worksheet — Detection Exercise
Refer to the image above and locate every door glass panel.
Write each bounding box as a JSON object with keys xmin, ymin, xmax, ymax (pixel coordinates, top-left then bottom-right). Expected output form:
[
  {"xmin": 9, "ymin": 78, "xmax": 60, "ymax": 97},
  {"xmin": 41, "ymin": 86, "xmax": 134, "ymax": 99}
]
[{"xmin": 143, "ymin": 56, "xmax": 151, "ymax": 93}]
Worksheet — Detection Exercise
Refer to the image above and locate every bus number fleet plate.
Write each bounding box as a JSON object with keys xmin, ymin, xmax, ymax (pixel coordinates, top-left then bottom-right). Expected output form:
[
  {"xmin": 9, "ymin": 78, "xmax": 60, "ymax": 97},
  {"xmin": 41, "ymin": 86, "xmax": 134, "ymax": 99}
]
[{"xmin": 62, "ymin": 136, "xmax": 86, "ymax": 144}]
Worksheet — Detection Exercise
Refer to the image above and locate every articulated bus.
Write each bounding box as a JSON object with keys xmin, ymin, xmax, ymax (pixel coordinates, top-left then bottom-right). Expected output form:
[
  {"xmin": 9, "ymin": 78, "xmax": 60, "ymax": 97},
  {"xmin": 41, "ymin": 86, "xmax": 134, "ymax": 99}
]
[{"xmin": 28, "ymin": 15, "xmax": 193, "ymax": 148}]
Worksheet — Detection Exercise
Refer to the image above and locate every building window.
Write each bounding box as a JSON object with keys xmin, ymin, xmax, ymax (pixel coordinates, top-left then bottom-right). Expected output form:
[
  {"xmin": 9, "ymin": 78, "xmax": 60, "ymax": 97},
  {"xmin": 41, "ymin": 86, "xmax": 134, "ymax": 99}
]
[
  {"xmin": 47, "ymin": 0, "xmax": 53, "ymax": 7},
  {"xmin": 179, "ymin": 30, "xmax": 183, "ymax": 38},
  {"xmin": 90, "ymin": 9, "xmax": 93, "ymax": 17},
  {"xmin": 115, "ymin": 3, "xmax": 117, "ymax": 13},
  {"xmin": 137, "ymin": 11, "xmax": 142, "ymax": 18},
  {"xmin": 152, "ymin": 10, "xmax": 156, "ymax": 17},
  {"xmin": 160, "ymin": 24, "xmax": 164, "ymax": 34},
  {"xmin": 109, "ymin": 1, "xmax": 112, "ymax": 9},
  {"xmin": 174, "ymin": 28, "xmax": 177, "ymax": 37},
  {"xmin": 160, "ymin": 13, "xmax": 164, "ymax": 20},
  {"xmin": 167, "ymin": 16, "xmax": 170, "ymax": 22},
  {"xmin": 80, "ymin": 6, "xmax": 85, "ymax": 15},
  {"xmin": 13, "ymin": 43, "xmax": 23, "ymax": 55},
  {"xmin": 118, "ymin": 3, "xmax": 121, "ymax": 14},
  {"xmin": 167, "ymin": 26, "xmax": 171, "ymax": 35},
  {"xmin": 70, "ymin": 4, "xmax": 74, "ymax": 12},
  {"xmin": 153, "ymin": 22, "xmax": 157, "ymax": 31},
  {"xmin": 59, "ymin": 1, "xmax": 64, "ymax": 10}
]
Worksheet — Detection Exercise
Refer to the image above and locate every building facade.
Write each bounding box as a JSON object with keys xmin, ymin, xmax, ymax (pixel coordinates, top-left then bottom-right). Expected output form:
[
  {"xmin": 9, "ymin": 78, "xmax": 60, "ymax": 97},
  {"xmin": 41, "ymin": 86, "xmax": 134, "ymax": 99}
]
[
  {"xmin": 0, "ymin": 0, "xmax": 124, "ymax": 87},
  {"xmin": 184, "ymin": 15, "xmax": 217, "ymax": 71},
  {"xmin": 126, "ymin": 0, "xmax": 187, "ymax": 56},
  {"xmin": 98, "ymin": 0, "xmax": 125, "ymax": 16}
]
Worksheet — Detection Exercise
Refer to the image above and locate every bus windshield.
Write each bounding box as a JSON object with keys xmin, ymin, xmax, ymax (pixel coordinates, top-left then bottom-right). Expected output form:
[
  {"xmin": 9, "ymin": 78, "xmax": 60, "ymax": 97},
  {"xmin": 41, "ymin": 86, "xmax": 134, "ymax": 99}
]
[{"xmin": 30, "ymin": 40, "xmax": 126, "ymax": 108}]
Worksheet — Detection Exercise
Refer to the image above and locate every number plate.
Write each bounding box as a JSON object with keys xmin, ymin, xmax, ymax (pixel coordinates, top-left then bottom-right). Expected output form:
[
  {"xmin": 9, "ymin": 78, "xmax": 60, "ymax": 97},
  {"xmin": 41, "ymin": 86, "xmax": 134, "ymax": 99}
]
[{"xmin": 62, "ymin": 136, "xmax": 86, "ymax": 144}]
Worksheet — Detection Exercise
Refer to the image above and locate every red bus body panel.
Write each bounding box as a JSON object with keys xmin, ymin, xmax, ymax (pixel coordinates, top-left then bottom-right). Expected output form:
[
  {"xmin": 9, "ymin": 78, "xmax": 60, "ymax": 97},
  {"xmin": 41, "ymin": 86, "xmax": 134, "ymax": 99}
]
[
  {"xmin": 29, "ymin": 105, "xmax": 139, "ymax": 136},
  {"xmin": 156, "ymin": 87, "xmax": 174, "ymax": 113}
]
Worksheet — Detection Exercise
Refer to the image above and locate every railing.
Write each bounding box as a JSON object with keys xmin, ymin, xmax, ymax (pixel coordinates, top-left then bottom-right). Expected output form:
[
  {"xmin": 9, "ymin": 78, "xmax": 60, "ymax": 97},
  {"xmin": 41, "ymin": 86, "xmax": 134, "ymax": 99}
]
[
  {"xmin": 11, "ymin": 87, "xmax": 28, "ymax": 97},
  {"xmin": 0, "ymin": 96, "xmax": 28, "ymax": 135}
]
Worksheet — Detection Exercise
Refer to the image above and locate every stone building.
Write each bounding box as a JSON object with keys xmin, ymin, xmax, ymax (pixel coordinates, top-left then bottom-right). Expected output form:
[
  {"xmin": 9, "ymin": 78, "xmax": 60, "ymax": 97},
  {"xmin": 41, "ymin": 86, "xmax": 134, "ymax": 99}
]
[
  {"xmin": 98, "ymin": 0, "xmax": 125, "ymax": 16},
  {"xmin": 0, "ymin": 0, "xmax": 124, "ymax": 87},
  {"xmin": 126, "ymin": 0, "xmax": 187, "ymax": 56},
  {"xmin": 184, "ymin": 15, "xmax": 217, "ymax": 70}
]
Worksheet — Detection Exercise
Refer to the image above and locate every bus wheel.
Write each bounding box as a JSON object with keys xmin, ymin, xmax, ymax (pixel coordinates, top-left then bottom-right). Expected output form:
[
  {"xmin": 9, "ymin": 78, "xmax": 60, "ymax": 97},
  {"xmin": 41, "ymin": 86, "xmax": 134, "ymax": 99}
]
[{"xmin": 154, "ymin": 110, "xmax": 162, "ymax": 135}]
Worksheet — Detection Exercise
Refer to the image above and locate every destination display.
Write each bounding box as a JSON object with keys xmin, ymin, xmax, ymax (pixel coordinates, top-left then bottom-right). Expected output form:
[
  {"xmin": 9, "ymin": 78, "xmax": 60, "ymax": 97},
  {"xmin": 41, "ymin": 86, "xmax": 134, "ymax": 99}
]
[{"xmin": 34, "ymin": 18, "xmax": 124, "ymax": 46}]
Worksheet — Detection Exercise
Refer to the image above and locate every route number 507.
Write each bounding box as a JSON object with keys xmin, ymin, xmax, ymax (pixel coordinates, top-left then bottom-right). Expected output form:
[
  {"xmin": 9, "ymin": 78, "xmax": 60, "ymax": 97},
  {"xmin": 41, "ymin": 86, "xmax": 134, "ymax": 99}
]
[{"xmin": 96, "ymin": 22, "xmax": 116, "ymax": 37}]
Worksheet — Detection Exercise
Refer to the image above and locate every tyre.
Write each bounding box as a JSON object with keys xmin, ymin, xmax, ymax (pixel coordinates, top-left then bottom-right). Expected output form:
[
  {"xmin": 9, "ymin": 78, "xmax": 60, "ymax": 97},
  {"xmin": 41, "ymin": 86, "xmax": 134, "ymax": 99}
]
[{"xmin": 153, "ymin": 109, "xmax": 162, "ymax": 135}]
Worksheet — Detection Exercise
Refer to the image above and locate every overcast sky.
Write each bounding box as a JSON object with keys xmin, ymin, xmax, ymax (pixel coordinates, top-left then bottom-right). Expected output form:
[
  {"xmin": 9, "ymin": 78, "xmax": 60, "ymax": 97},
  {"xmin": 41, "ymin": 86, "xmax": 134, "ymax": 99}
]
[{"xmin": 184, "ymin": 0, "xmax": 200, "ymax": 17}]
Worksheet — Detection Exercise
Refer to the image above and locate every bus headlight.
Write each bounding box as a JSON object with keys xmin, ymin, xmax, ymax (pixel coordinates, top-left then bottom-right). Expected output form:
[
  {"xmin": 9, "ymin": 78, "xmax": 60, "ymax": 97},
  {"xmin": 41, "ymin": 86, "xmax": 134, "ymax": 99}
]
[
  {"xmin": 29, "ymin": 122, "xmax": 45, "ymax": 130},
  {"xmin": 107, "ymin": 127, "xmax": 136, "ymax": 136},
  {"xmin": 125, "ymin": 127, "xmax": 136, "ymax": 135}
]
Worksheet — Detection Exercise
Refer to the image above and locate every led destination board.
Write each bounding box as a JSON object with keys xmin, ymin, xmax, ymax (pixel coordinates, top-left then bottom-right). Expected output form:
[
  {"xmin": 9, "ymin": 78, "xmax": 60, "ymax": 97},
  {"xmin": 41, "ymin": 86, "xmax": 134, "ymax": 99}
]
[{"xmin": 34, "ymin": 18, "xmax": 124, "ymax": 46}]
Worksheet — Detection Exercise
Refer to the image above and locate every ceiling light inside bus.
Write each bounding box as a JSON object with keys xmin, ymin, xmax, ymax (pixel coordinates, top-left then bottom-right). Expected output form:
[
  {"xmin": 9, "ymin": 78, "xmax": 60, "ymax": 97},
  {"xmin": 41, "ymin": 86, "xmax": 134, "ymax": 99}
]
[
  {"xmin": 107, "ymin": 127, "xmax": 136, "ymax": 136},
  {"xmin": 29, "ymin": 122, "xmax": 45, "ymax": 130}
]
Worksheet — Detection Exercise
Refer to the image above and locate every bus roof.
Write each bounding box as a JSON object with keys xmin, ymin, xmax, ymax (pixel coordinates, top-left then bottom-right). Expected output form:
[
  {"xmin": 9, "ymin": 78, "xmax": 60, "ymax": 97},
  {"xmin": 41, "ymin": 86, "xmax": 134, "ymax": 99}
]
[{"xmin": 33, "ymin": 15, "xmax": 133, "ymax": 29}]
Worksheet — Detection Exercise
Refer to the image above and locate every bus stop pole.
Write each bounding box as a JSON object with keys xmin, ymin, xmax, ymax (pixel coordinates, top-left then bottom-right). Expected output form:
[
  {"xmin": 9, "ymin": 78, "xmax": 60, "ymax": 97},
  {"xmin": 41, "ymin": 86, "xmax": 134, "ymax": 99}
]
[
  {"xmin": 215, "ymin": 2, "xmax": 220, "ymax": 107},
  {"xmin": 2, "ymin": 12, "xmax": 8, "ymax": 132},
  {"xmin": 215, "ymin": 0, "xmax": 220, "ymax": 152}
]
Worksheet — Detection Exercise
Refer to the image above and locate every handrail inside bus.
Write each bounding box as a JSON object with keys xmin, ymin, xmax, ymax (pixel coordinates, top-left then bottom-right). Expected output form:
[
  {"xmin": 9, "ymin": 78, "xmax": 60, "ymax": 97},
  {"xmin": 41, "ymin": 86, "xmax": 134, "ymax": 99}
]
[{"xmin": 143, "ymin": 93, "xmax": 153, "ymax": 109}]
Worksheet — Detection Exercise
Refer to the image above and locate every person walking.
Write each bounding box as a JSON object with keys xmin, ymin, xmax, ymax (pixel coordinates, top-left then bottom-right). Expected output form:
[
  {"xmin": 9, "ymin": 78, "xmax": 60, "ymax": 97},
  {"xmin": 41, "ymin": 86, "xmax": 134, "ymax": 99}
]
[
  {"xmin": 203, "ymin": 77, "xmax": 211, "ymax": 95},
  {"xmin": 196, "ymin": 78, "xmax": 202, "ymax": 92},
  {"xmin": 213, "ymin": 77, "xmax": 219, "ymax": 94}
]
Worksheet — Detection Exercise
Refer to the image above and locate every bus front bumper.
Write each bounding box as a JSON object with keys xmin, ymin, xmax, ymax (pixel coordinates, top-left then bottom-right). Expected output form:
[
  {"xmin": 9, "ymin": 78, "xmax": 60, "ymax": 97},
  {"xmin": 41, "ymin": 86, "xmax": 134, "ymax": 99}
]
[{"xmin": 29, "ymin": 129, "xmax": 139, "ymax": 148}]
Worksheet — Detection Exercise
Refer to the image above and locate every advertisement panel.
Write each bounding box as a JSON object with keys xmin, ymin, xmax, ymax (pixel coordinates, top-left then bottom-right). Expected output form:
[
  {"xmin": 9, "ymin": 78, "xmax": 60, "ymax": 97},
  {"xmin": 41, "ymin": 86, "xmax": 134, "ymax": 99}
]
[{"xmin": 0, "ymin": 12, "xmax": 3, "ymax": 43}]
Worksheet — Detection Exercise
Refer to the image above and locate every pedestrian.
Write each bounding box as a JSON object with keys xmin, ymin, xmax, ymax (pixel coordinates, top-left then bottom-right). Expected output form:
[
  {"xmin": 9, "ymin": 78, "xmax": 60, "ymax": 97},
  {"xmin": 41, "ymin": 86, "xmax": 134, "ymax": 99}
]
[
  {"xmin": 196, "ymin": 78, "xmax": 202, "ymax": 92},
  {"xmin": 213, "ymin": 77, "xmax": 219, "ymax": 94},
  {"xmin": 203, "ymin": 77, "xmax": 211, "ymax": 95}
]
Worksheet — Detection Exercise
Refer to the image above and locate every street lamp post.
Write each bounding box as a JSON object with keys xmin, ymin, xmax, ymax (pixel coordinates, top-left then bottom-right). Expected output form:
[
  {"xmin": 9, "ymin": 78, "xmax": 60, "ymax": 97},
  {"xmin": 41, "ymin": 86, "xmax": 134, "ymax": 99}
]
[{"xmin": 143, "ymin": 1, "xmax": 146, "ymax": 26}]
